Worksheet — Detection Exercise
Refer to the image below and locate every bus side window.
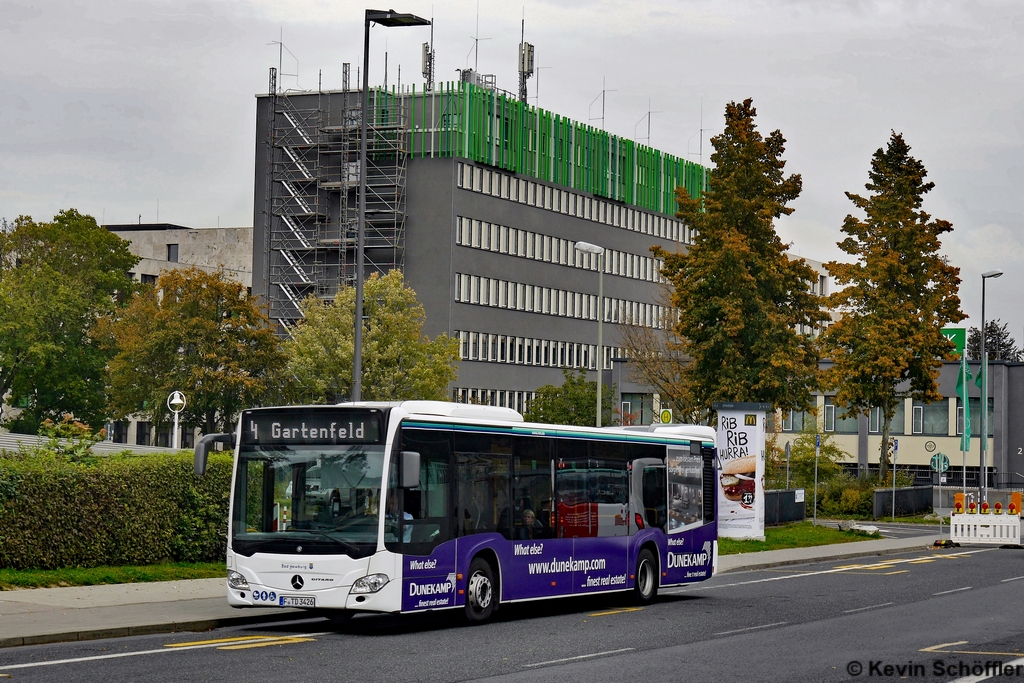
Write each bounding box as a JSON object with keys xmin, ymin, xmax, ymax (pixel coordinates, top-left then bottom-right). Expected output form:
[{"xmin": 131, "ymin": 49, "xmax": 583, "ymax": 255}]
[
  {"xmin": 386, "ymin": 427, "xmax": 454, "ymax": 556},
  {"xmin": 455, "ymin": 432, "xmax": 512, "ymax": 540},
  {"xmin": 556, "ymin": 439, "xmax": 628, "ymax": 538},
  {"xmin": 513, "ymin": 436, "xmax": 554, "ymax": 539}
]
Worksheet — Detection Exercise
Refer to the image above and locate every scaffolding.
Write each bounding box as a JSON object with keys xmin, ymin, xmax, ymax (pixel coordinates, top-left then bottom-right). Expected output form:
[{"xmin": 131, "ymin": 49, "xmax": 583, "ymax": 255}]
[{"xmin": 267, "ymin": 86, "xmax": 408, "ymax": 332}]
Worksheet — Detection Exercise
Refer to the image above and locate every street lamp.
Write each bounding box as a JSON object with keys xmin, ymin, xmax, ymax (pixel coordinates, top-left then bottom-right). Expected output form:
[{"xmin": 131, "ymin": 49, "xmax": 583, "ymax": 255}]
[
  {"xmin": 575, "ymin": 241, "xmax": 605, "ymax": 428},
  {"xmin": 167, "ymin": 391, "xmax": 186, "ymax": 450},
  {"xmin": 979, "ymin": 268, "xmax": 1002, "ymax": 502},
  {"xmin": 353, "ymin": 8, "xmax": 431, "ymax": 402}
]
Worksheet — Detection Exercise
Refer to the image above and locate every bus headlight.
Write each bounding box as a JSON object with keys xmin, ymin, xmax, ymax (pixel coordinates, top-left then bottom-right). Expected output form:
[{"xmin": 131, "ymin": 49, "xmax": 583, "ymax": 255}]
[
  {"xmin": 351, "ymin": 573, "xmax": 389, "ymax": 594},
  {"xmin": 228, "ymin": 571, "xmax": 249, "ymax": 590}
]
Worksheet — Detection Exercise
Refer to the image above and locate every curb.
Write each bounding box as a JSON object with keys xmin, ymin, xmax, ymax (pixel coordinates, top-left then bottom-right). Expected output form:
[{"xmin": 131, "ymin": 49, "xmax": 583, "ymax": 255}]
[
  {"xmin": 719, "ymin": 540, "xmax": 937, "ymax": 574},
  {"xmin": 0, "ymin": 611, "xmax": 304, "ymax": 650}
]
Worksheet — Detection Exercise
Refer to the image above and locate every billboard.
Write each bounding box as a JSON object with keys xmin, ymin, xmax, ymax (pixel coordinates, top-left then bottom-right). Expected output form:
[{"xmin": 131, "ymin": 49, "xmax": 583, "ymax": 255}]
[{"xmin": 713, "ymin": 402, "xmax": 769, "ymax": 541}]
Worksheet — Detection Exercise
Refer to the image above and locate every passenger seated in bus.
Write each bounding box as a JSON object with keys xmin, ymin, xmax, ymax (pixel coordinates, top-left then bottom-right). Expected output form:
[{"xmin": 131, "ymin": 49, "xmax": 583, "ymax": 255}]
[{"xmin": 516, "ymin": 509, "xmax": 544, "ymax": 540}]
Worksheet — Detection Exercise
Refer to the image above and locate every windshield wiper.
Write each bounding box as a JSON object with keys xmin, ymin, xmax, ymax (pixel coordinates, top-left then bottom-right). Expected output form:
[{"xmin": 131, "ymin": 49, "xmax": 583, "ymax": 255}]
[{"xmin": 294, "ymin": 529, "xmax": 361, "ymax": 555}]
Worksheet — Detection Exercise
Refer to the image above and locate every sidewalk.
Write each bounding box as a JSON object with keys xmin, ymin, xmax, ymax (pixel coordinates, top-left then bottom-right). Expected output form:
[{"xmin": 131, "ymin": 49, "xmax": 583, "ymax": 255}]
[{"xmin": 0, "ymin": 534, "xmax": 942, "ymax": 649}]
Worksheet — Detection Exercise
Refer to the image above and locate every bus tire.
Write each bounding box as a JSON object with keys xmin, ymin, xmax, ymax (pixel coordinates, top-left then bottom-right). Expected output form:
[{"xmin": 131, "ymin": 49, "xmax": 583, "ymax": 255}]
[
  {"xmin": 464, "ymin": 557, "xmax": 497, "ymax": 623},
  {"xmin": 633, "ymin": 548, "xmax": 659, "ymax": 604}
]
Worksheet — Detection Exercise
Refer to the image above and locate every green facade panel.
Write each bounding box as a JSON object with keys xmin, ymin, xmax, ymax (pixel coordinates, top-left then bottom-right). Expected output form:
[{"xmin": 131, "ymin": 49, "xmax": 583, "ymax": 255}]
[{"xmin": 401, "ymin": 81, "xmax": 706, "ymax": 215}]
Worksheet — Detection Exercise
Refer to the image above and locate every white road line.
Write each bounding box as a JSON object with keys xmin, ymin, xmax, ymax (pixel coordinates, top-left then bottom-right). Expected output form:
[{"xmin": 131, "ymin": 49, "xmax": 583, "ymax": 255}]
[
  {"xmin": 933, "ymin": 586, "xmax": 972, "ymax": 596},
  {"xmin": 1001, "ymin": 576, "xmax": 1024, "ymax": 583},
  {"xmin": 0, "ymin": 631, "xmax": 330, "ymax": 671},
  {"xmin": 524, "ymin": 648, "xmax": 634, "ymax": 668},
  {"xmin": 949, "ymin": 656, "xmax": 1024, "ymax": 683},
  {"xmin": 662, "ymin": 548, "xmax": 995, "ymax": 595},
  {"xmin": 843, "ymin": 602, "xmax": 894, "ymax": 614},
  {"xmin": 713, "ymin": 621, "xmax": 787, "ymax": 636}
]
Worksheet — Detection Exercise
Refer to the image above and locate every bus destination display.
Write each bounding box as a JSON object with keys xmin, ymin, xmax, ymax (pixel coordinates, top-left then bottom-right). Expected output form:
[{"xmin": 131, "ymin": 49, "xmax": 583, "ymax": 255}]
[{"xmin": 242, "ymin": 409, "xmax": 383, "ymax": 445}]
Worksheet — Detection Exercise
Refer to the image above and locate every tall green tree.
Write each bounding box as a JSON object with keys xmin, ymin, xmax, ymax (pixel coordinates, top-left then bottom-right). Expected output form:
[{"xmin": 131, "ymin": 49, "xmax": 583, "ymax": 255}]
[
  {"xmin": 0, "ymin": 210, "xmax": 138, "ymax": 433},
  {"xmin": 966, "ymin": 319, "xmax": 1021, "ymax": 362},
  {"xmin": 823, "ymin": 133, "xmax": 964, "ymax": 479},
  {"xmin": 523, "ymin": 369, "xmax": 615, "ymax": 426},
  {"xmin": 284, "ymin": 271, "xmax": 459, "ymax": 403},
  {"xmin": 656, "ymin": 99, "xmax": 826, "ymax": 421},
  {"xmin": 101, "ymin": 267, "xmax": 285, "ymax": 435}
]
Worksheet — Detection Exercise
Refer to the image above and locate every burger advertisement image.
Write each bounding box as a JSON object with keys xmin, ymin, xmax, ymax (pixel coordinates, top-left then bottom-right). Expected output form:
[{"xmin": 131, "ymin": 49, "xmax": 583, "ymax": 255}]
[{"xmin": 714, "ymin": 403, "xmax": 769, "ymax": 541}]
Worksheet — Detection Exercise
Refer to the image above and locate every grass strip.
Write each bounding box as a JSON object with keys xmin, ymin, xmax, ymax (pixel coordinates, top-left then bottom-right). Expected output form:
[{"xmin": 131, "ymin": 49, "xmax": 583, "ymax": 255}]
[
  {"xmin": 0, "ymin": 562, "xmax": 226, "ymax": 590},
  {"xmin": 719, "ymin": 521, "xmax": 881, "ymax": 555}
]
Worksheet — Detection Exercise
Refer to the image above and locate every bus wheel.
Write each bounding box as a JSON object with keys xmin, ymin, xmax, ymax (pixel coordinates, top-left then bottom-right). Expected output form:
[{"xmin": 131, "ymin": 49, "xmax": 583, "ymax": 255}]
[
  {"xmin": 464, "ymin": 557, "xmax": 496, "ymax": 623},
  {"xmin": 634, "ymin": 549, "xmax": 659, "ymax": 604}
]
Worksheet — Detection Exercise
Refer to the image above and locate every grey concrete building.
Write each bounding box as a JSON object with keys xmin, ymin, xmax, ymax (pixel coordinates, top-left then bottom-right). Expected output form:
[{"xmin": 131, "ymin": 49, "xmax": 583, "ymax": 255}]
[{"xmin": 251, "ymin": 81, "xmax": 706, "ymax": 415}]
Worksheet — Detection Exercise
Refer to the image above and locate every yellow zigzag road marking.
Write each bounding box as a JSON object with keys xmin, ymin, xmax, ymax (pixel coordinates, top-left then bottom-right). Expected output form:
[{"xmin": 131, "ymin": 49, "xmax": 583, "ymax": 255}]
[
  {"xmin": 166, "ymin": 636, "xmax": 278, "ymax": 648},
  {"xmin": 218, "ymin": 637, "xmax": 316, "ymax": 650},
  {"xmin": 589, "ymin": 607, "xmax": 644, "ymax": 617}
]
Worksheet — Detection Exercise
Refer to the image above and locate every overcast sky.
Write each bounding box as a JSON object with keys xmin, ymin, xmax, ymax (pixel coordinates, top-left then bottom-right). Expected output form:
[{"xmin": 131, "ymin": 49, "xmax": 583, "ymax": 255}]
[{"xmin": 2, "ymin": 0, "xmax": 1022, "ymax": 341}]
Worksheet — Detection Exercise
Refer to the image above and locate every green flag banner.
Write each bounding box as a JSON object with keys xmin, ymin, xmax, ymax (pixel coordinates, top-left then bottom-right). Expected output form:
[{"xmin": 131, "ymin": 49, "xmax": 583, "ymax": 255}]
[{"xmin": 957, "ymin": 355, "xmax": 972, "ymax": 452}]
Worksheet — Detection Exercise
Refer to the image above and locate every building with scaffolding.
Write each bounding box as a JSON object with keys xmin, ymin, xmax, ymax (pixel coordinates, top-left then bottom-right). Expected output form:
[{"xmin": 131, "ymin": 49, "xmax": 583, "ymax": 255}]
[{"xmin": 253, "ymin": 73, "xmax": 707, "ymax": 415}]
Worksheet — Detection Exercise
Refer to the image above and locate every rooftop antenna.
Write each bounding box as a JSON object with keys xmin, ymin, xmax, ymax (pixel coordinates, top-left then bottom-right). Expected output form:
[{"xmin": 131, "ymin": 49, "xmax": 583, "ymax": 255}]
[
  {"xmin": 268, "ymin": 28, "xmax": 299, "ymax": 92},
  {"xmin": 343, "ymin": 63, "xmax": 350, "ymax": 91},
  {"xmin": 384, "ymin": 39, "xmax": 388, "ymax": 90},
  {"xmin": 532, "ymin": 60, "xmax": 552, "ymax": 107},
  {"xmin": 634, "ymin": 99, "xmax": 661, "ymax": 144},
  {"xmin": 588, "ymin": 77, "xmax": 616, "ymax": 130},
  {"xmin": 468, "ymin": 0, "xmax": 490, "ymax": 70},
  {"xmin": 421, "ymin": 8, "xmax": 435, "ymax": 91},
  {"xmin": 518, "ymin": 9, "xmax": 534, "ymax": 104}
]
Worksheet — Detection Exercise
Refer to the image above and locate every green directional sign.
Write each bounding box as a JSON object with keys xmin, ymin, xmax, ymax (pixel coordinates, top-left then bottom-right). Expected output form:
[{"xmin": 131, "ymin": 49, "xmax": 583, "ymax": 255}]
[
  {"xmin": 942, "ymin": 327, "xmax": 966, "ymax": 357},
  {"xmin": 930, "ymin": 452, "xmax": 950, "ymax": 473}
]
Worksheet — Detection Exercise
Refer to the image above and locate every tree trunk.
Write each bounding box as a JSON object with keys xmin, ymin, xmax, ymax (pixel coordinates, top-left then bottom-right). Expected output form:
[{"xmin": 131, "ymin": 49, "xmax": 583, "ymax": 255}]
[{"xmin": 879, "ymin": 386, "xmax": 893, "ymax": 482}]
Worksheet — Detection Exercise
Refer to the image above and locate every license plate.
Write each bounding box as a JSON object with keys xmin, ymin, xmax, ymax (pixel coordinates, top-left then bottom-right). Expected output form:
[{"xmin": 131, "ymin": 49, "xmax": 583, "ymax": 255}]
[{"xmin": 279, "ymin": 596, "xmax": 315, "ymax": 607}]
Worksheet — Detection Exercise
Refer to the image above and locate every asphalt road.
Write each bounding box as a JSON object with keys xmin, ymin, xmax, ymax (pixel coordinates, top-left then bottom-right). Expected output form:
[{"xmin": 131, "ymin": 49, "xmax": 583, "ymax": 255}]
[{"xmin": 3, "ymin": 546, "xmax": 1024, "ymax": 683}]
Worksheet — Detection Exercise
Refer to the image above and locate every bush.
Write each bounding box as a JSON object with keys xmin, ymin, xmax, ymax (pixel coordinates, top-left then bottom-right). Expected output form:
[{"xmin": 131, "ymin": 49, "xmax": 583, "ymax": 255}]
[{"xmin": 0, "ymin": 448, "xmax": 232, "ymax": 570}]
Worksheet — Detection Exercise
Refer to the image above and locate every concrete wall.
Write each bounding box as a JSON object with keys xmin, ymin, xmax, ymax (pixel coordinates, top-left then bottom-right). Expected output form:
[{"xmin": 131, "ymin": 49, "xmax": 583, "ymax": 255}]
[{"xmin": 109, "ymin": 225, "xmax": 252, "ymax": 288}]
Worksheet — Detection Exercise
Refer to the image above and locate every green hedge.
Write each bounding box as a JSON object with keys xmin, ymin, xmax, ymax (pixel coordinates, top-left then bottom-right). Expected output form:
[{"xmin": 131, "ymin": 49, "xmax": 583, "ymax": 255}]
[{"xmin": 0, "ymin": 450, "xmax": 233, "ymax": 570}]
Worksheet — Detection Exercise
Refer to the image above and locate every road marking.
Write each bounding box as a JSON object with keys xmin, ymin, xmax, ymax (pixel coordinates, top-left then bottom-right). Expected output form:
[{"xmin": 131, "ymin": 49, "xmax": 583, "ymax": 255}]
[
  {"xmin": 588, "ymin": 607, "xmax": 643, "ymax": 617},
  {"xmin": 909, "ymin": 558, "xmax": 935, "ymax": 564},
  {"xmin": 664, "ymin": 548, "xmax": 995, "ymax": 595},
  {"xmin": 165, "ymin": 635, "xmax": 279, "ymax": 648},
  {"xmin": 714, "ymin": 621, "xmax": 788, "ymax": 636},
  {"xmin": 218, "ymin": 637, "xmax": 316, "ymax": 650},
  {"xmin": 524, "ymin": 648, "xmax": 634, "ymax": 668},
  {"xmin": 884, "ymin": 570, "xmax": 909, "ymax": 575},
  {"xmin": 0, "ymin": 631, "xmax": 330, "ymax": 671},
  {"xmin": 1001, "ymin": 576, "xmax": 1024, "ymax": 583},
  {"xmin": 921, "ymin": 641, "xmax": 969, "ymax": 652},
  {"xmin": 933, "ymin": 586, "xmax": 972, "ymax": 596},
  {"xmin": 843, "ymin": 602, "xmax": 894, "ymax": 614},
  {"xmin": 949, "ymin": 655, "xmax": 1024, "ymax": 683}
]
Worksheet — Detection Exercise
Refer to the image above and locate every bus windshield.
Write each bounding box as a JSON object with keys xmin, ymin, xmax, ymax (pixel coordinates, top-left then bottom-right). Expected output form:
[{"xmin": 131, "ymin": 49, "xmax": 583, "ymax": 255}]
[{"xmin": 231, "ymin": 443, "xmax": 386, "ymax": 558}]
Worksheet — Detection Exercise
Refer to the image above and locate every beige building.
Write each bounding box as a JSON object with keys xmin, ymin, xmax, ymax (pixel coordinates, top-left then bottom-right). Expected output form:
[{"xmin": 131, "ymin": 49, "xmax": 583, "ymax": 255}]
[{"xmin": 103, "ymin": 222, "xmax": 254, "ymax": 447}]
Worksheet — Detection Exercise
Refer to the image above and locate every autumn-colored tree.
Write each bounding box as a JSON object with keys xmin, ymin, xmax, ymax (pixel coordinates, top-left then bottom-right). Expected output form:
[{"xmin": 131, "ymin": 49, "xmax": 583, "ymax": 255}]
[
  {"xmin": 284, "ymin": 271, "xmax": 459, "ymax": 403},
  {"xmin": 0, "ymin": 210, "xmax": 138, "ymax": 433},
  {"xmin": 618, "ymin": 284, "xmax": 700, "ymax": 423},
  {"xmin": 823, "ymin": 133, "xmax": 964, "ymax": 479},
  {"xmin": 523, "ymin": 369, "xmax": 615, "ymax": 426},
  {"xmin": 101, "ymin": 267, "xmax": 285, "ymax": 435},
  {"xmin": 656, "ymin": 99, "xmax": 826, "ymax": 422}
]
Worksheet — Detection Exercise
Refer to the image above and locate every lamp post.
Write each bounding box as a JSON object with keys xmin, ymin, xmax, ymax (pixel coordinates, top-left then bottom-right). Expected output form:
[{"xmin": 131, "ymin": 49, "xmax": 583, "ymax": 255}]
[
  {"xmin": 980, "ymin": 268, "xmax": 1003, "ymax": 502},
  {"xmin": 575, "ymin": 241, "xmax": 605, "ymax": 428},
  {"xmin": 167, "ymin": 391, "xmax": 186, "ymax": 450},
  {"xmin": 353, "ymin": 8, "xmax": 431, "ymax": 402}
]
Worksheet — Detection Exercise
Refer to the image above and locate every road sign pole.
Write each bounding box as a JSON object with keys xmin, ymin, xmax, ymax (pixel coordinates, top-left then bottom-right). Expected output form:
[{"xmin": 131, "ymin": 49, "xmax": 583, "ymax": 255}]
[
  {"xmin": 813, "ymin": 434, "xmax": 820, "ymax": 527},
  {"xmin": 892, "ymin": 440, "xmax": 901, "ymax": 520}
]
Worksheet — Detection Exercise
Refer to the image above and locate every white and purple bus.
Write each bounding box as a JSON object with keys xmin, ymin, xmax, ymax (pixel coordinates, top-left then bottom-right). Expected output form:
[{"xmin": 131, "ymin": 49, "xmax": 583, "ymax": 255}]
[{"xmin": 194, "ymin": 401, "xmax": 718, "ymax": 624}]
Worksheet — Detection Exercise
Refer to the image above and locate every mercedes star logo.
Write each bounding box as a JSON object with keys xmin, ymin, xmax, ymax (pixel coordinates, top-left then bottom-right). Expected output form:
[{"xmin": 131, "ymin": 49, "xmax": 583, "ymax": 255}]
[{"xmin": 291, "ymin": 575, "xmax": 304, "ymax": 590}]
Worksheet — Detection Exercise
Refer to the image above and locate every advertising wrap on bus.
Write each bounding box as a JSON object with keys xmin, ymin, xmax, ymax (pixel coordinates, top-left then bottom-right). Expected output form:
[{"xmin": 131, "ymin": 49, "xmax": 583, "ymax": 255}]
[{"xmin": 217, "ymin": 402, "xmax": 718, "ymax": 623}]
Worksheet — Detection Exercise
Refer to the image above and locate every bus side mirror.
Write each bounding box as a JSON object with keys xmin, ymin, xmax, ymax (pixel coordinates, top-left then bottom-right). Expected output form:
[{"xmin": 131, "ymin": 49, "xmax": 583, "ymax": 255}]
[
  {"xmin": 400, "ymin": 451, "xmax": 421, "ymax": 488},
  {"xmin": 194, "ymin": 432, "xmax": 235, "ymax": 476}
]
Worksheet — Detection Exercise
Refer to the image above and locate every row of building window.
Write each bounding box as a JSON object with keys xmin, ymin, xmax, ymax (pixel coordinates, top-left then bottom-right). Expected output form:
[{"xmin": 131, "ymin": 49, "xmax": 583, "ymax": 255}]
[
  {"xmin": 455, "ymin": 216, "xmax": 666, "ymax": 285},
  {"xmin": 457, "ymin": 162, "xmax": 692, "ymax": 244},
  {"xmin": 782, "ymin": 398, "xmax": 995, "ymax": 437},
  {"xmin": 454, "ymin": 273, "xmax": 668, "ymax": 330},
  {"xmin": 455, "ymin": 330, "xmax": 623, "ymax": 371},
  {"xmin": 452, "ymin": 387, "xmax": 536, "ymax": 414}
]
